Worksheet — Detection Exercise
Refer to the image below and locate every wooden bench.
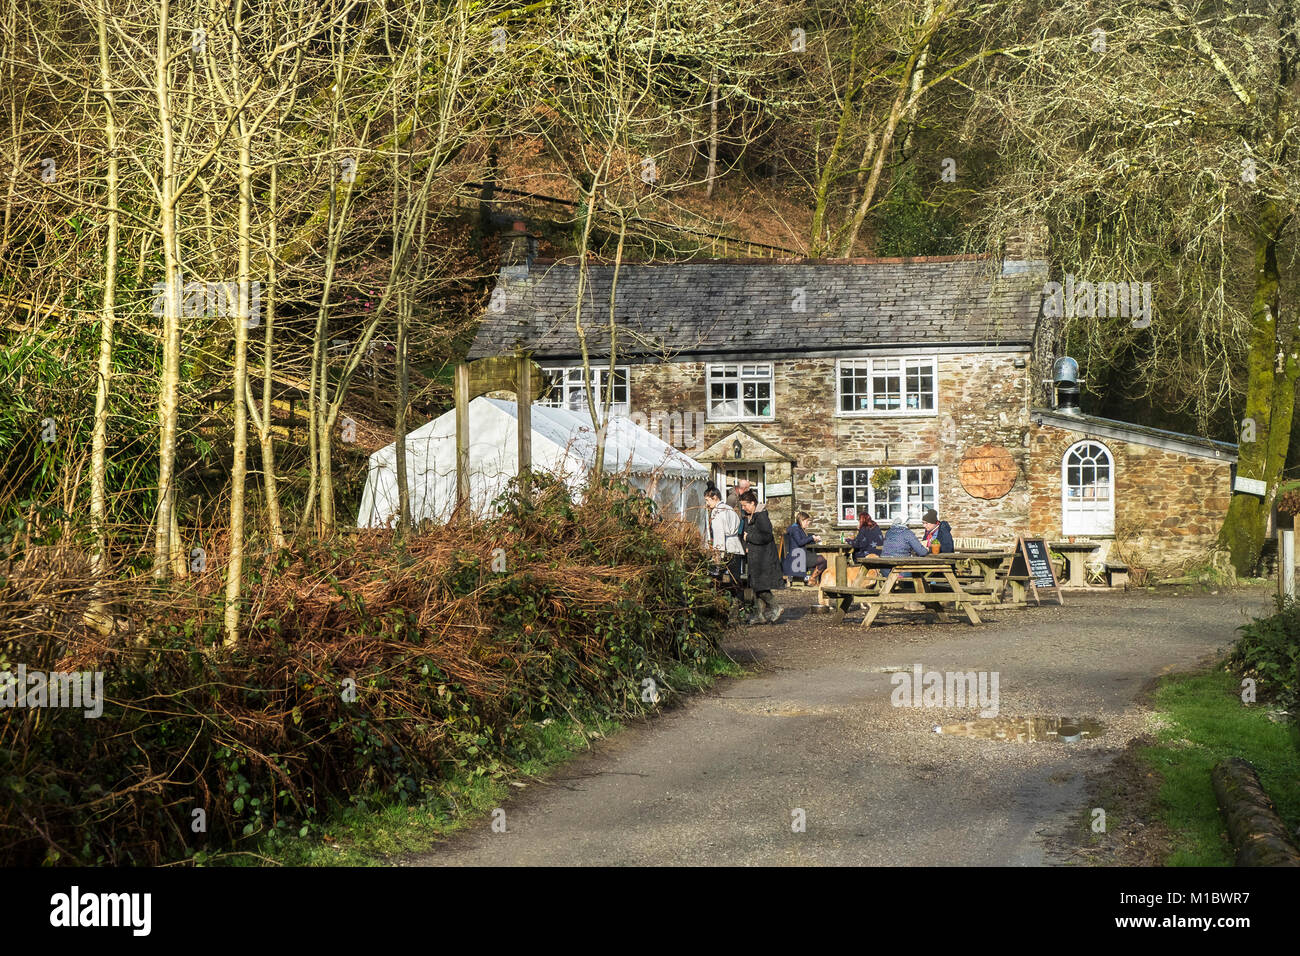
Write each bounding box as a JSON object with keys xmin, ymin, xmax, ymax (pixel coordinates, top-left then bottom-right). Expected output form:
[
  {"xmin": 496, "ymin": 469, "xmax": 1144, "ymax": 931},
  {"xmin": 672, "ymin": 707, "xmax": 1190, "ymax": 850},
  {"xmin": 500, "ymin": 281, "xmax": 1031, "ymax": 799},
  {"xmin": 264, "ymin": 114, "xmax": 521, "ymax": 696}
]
[
  {"xmin": 821, "ymin": 584, "xmax": 882, "ymax": 624},
  {"xmin": 842, "ymin": 559, "xmax": 987, "ymax": 628},
  {"xmin": 1000, "ymin": 574, "xmax": 1031, "ymax": 605}
]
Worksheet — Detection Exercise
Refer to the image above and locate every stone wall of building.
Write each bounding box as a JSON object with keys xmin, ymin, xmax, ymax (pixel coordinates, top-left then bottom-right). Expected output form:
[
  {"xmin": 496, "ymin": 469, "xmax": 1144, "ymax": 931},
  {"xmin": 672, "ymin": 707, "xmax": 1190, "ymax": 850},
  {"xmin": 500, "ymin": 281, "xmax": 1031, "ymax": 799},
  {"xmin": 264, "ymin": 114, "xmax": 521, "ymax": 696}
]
[
  {"xmin": 1027, "ymin": 422, "xmax": 1232, "ymax": 569},
  {"xmin": 629, "ymin": 352, "xmax": 1035, "ymax": 540}
]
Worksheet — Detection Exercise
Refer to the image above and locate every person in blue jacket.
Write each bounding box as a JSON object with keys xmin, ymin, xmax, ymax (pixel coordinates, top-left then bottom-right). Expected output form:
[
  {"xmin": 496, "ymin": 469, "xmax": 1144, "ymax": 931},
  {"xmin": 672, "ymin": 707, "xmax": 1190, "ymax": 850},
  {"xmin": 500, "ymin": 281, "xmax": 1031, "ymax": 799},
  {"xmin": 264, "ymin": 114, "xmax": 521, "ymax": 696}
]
[
  {"xmin": 783, "ymin": 511, "xmax": 827, "ymax": 586},
  {"xmin": 848, "ymin": 513, "xmax": 884, "ymax": 561},
  {"xmin": 920, "ymin": 509, "xmax": 954, "ymax": 553},
  {"xmin": 881, "ymin": 520, "xmax": 929, "ymax": 557}
]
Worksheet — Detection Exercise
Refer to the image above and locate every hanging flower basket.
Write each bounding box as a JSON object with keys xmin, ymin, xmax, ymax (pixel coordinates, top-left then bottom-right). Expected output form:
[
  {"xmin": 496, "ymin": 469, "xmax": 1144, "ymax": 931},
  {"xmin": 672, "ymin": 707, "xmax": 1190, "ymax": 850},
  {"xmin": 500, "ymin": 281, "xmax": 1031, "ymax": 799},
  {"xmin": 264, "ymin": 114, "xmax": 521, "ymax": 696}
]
[{"xmin": 870, "ymin": 466, "xmax": 898, "ymax": 495}]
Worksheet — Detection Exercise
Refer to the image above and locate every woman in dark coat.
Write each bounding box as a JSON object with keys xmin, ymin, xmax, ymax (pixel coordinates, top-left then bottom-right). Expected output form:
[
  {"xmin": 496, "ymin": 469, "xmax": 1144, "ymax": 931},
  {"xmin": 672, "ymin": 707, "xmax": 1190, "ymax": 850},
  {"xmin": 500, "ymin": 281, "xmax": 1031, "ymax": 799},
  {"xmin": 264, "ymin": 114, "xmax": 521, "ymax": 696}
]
[
  {"xmin": 739, "ymin": 490, "xmax": 783, "ymax": 625},
  {"xmin": 849, "ymin": 512, "xmax": 884, "ymax": 561},
  {"xmin": 782, "ymin": 511, "xmax": 828, "ymax": 586}
]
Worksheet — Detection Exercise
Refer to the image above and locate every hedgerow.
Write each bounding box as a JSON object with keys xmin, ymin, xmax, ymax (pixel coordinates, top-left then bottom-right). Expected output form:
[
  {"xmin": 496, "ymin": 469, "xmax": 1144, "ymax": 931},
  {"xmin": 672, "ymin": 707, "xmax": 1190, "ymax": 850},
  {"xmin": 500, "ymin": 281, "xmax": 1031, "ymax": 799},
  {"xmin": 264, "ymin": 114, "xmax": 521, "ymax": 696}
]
[
  {"xmin": 1228, "ymin": 597, "xmax": 1300, "ymax": 717},
  {"xmin": 0, "ymin": 474, "xmax": 727, "ymax": 864}
]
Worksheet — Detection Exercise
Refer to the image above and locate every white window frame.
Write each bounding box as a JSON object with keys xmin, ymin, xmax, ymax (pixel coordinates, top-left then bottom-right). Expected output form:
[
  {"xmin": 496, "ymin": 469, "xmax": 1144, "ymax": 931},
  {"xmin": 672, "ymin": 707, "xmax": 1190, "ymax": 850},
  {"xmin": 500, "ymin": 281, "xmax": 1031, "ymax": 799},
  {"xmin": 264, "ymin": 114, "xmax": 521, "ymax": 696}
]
[
  {"xmin": 706, "ymin": 362, "xmax": 774, "ymax": 422},
  {"xmin": 836, "ymin": 356, "xmax": 938, "ymax": 417},
  {"xmin": 540, "ymin": 365, "xmax": 630, "ymax": 417},
  {"xmin": 1061, "ymin": 440, "xmax": 1115, "ymax": 535},
  {"xmin": 836, "ymin": 465, "xmax": 939, "ymax": 527}
]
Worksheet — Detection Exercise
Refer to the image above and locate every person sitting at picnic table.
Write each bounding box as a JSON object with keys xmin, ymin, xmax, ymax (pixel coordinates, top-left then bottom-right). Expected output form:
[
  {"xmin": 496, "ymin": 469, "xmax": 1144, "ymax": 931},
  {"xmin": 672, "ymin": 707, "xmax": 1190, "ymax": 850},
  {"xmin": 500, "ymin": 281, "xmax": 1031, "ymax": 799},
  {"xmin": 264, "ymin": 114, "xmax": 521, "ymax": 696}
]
[
  {"xmin": 847, "ymin": 512, "xmax": 884, "ymax": 562},
  {"xmin": 782, "ymin": 511, "xmax": 827, "ymax": 586},
  {"xmin": 920, "ymin": 509, "xmax": 954, "ymax": 554},
  {"xmin": 878, "ymin": 518, "xmax": 933, "ymax": 611},
  {"xmin": 881, "ymin": 520, "xmax": 929, "ymax": 557},
  {"xmin": 739, "ymin": 490, "xmax": 783, "ymax": 625}
]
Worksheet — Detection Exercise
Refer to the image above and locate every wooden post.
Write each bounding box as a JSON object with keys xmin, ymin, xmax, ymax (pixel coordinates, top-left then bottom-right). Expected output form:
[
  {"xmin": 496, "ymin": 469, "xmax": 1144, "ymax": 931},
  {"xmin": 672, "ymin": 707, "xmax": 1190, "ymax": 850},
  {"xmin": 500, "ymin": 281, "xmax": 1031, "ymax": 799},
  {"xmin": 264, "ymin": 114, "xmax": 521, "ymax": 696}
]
[
  {"xmin": 516, "ymin": 351, "xmax": 532, "ymax": 498},
  {"xmin": 454, "ymin": 362, "xmax": 469, "ymax": 513},
  {"xmin": 1279, "ymin": 528, "xmax": 1295, "ymax": 601}
]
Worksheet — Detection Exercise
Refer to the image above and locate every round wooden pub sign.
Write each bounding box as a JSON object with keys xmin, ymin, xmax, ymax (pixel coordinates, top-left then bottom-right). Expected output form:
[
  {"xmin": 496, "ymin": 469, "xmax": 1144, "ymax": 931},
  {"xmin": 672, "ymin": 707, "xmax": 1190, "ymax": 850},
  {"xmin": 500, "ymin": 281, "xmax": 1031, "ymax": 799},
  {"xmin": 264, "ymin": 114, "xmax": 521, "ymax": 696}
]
[{"xmin": 959, "ymin": 444, "xmax": 1017, "ymax": 499}]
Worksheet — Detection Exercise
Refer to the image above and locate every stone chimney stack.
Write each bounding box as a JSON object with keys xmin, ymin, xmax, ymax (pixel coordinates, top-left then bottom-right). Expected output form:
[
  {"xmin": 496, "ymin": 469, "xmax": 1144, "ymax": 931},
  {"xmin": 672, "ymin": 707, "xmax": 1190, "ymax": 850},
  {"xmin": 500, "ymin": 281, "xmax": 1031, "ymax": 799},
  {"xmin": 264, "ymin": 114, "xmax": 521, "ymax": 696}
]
[
  {"xmin": 500, "ymin": 220, "xmax": 536, "ymax": 279},
  {"xmin": 1002, "ymin": 218, "xmax": 1049, "ymax": 275}
]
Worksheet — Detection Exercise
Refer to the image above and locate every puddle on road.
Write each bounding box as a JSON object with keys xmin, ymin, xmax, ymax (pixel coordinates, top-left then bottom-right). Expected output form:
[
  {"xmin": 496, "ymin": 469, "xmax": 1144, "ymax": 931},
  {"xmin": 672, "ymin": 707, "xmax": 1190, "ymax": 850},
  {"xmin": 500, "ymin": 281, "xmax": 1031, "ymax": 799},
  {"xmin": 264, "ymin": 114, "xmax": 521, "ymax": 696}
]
[{"xmin": 933, "ymin": 716, "xmax": 1106, "ymax": 743}]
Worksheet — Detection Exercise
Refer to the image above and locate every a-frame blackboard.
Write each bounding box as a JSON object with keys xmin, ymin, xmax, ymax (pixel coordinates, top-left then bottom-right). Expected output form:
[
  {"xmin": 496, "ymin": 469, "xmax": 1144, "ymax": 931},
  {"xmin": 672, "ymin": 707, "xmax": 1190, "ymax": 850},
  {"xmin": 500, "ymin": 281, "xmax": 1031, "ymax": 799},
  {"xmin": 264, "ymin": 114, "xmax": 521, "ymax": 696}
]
[{"xmin": 1009, "ymin": 536, "xmax": 1064, "ymax": 605}]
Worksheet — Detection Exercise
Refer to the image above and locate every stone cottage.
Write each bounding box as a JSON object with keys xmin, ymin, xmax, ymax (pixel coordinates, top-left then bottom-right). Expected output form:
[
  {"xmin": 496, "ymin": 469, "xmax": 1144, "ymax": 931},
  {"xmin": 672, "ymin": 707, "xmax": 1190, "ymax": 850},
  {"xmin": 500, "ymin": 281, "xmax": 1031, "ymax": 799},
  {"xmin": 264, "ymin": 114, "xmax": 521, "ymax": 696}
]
[{"xmin": 468, "ymin": 228, "xmax": 1237, "ymax": 569}]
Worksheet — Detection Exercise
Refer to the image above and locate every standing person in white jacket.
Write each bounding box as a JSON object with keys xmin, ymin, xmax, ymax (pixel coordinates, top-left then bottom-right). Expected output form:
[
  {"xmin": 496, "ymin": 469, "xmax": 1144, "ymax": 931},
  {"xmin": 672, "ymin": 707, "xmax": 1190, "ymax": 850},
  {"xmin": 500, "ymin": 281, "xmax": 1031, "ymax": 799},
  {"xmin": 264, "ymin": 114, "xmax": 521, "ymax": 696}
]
[{"xmin": 705, "ymin": 486, "xmax": 746, "ymax": 613}]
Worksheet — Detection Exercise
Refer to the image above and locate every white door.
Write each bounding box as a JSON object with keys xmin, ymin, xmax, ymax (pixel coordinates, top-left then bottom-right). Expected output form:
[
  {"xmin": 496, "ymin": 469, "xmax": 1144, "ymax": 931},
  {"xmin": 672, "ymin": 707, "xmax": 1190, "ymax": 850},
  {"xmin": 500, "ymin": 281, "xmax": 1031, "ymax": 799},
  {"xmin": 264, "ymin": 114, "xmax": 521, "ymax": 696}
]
[{"xmin": 1062, "ymin": 441, "xmax": 1114, "ymax": 535}]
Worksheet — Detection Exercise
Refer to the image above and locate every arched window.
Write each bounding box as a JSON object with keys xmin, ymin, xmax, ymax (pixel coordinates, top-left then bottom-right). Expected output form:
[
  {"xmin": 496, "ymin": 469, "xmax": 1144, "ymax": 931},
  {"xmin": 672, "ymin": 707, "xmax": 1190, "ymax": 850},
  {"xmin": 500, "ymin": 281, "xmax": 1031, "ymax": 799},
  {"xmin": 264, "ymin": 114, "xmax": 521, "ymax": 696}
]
[{"xmin": 1062, "ymin": 441, "xmax": 1114, "ymax": 535}]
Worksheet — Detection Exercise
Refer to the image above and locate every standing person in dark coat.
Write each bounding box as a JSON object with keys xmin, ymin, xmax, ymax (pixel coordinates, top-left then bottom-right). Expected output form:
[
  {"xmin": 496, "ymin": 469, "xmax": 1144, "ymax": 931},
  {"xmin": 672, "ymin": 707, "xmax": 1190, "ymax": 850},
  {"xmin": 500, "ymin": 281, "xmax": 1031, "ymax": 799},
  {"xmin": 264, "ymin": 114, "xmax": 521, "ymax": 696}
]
[{"xmin": 739, "ymin": 490, "xmax": 783, "ymax": 624}]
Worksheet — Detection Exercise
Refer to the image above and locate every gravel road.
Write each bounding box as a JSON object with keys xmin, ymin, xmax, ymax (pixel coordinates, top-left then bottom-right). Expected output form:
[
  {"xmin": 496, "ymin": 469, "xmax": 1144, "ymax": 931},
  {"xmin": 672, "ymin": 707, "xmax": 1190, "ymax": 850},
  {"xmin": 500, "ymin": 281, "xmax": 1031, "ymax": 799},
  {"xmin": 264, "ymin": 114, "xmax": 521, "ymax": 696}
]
[{"xmin": 412, "ymin": 585, "xmax": 1271, "ymax": 866}]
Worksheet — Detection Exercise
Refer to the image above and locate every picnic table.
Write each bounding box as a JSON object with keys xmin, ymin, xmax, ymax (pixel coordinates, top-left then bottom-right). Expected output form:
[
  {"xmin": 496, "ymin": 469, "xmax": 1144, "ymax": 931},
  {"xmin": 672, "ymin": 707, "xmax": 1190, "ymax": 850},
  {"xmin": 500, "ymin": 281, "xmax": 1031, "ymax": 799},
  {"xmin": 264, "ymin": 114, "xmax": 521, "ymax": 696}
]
[
  {"xmin": 821, "ymin": 555, "xmax": 988, "ymax": 628},
  {"xmin": 1048, "ymin": 540, "xmax": 1102, "ymax": 588},
  {"xmin": 951, "ymin": 549, "xmax": 1017, "ymax": 588},
  {"xmin": 948, "ymin": 549, "xmax": 1039, "ymax": 605}
]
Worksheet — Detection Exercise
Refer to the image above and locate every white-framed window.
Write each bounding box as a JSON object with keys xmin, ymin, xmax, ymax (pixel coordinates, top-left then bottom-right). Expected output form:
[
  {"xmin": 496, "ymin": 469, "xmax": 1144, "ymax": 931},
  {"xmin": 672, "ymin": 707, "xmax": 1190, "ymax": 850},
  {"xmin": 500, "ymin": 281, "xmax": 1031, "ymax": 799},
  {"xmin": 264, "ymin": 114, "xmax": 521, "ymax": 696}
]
[
  {"xmin": 837, "ymin": 357, "xmax": 937, "ymax": 415},
  {"xmin": 1062, "ymin": 440, "xmax": 1114, "ymax": 535},
  {"xmin": 837, "ymin": 466, "xmax": 938, "ymax": 526},
  {"xmin": 707, "ymin": 363, "xmax": 773, "ymax": 421},
  {"xmin": 540, "ymin": 366, "xmax": 629, "ymax": 416}
]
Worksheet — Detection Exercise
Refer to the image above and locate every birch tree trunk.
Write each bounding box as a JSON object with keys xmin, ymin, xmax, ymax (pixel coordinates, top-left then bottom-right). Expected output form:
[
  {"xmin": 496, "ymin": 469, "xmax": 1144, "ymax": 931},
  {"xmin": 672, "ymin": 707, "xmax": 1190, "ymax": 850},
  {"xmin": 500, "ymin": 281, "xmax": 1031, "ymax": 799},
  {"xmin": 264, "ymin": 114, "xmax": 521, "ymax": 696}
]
[
  {"xmin": 89, "ymin": 0, "xmax": 117, "ymax": 576},
  {"xmin": 0, "ymin": 0, "xmax": 23, "ymax": 263},
  {"xmin": 257, "ymin": 107, "xmax": 287, "ymax": 551},
  {"xmin": 223, "ymin": 3, "xmax": 254, "ymax": 646},
  {"xmin": 153, "ymin": 0, "xmax": 182, "ymax": 580},
  {"xmin": 592, "ymin": 219, "xmax": 626, "ymax": 475},
  {"xmin": 705, "ymin": 65, "xmax": 718, "ymax": 198}
]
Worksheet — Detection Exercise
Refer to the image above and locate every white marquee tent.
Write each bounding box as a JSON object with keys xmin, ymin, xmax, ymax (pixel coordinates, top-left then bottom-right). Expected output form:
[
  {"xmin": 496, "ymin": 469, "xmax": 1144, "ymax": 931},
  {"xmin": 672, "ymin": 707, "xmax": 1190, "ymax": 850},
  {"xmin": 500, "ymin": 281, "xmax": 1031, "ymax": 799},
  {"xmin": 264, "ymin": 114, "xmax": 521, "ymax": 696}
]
[{"xmin": 357, "ymin": 397, "xmax": 711, "ymax": 534}]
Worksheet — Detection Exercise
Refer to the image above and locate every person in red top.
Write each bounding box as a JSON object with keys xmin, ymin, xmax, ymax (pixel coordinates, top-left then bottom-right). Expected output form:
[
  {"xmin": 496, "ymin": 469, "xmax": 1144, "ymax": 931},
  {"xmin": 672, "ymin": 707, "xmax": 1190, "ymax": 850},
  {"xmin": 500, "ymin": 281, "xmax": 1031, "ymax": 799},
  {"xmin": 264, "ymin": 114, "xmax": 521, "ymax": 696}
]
[{"xmin": 848, "ymin": 512, "xmax": 884, "ymax": 561}]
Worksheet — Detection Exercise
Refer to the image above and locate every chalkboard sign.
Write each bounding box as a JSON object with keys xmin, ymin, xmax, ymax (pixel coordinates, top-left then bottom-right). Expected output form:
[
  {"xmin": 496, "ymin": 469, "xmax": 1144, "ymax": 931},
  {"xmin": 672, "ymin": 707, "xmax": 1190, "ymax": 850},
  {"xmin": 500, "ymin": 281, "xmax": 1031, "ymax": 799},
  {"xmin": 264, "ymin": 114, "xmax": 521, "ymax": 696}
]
[{"xmin": 1009, "ymin": 536, "xmax": 1064, "ymax": 605}]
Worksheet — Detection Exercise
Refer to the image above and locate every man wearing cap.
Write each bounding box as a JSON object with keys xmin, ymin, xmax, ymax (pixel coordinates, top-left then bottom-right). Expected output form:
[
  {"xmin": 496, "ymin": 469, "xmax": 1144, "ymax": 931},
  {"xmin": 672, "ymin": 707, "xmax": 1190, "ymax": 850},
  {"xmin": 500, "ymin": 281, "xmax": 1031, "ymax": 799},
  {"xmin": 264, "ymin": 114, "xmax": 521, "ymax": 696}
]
[{"xmin": 920, "ymin": 509, "xmax": 954, "ymax": 554}]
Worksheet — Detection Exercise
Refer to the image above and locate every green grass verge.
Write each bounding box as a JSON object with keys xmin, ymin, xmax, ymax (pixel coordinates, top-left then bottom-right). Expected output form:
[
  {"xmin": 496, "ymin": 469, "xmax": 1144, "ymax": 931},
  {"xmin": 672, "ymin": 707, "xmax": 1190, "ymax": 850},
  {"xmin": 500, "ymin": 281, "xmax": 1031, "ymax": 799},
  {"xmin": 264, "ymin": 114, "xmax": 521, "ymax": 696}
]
[
  {"xmin": 233, "ymin": 652, "xmax": 745, "ymax": 866},
  {"xmin": 1139, "ymin": 669, "xmax": 1300, "ymax": 866}
]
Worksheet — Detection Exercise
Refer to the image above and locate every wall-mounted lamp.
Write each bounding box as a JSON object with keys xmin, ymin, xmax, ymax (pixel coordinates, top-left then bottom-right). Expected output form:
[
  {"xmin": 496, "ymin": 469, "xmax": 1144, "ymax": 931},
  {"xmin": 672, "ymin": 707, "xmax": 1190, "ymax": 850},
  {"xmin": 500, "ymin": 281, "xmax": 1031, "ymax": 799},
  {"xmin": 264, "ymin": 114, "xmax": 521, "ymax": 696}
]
[{"xmin": 732, "ymin": 439, "xmax": 743, "ymax": 460}]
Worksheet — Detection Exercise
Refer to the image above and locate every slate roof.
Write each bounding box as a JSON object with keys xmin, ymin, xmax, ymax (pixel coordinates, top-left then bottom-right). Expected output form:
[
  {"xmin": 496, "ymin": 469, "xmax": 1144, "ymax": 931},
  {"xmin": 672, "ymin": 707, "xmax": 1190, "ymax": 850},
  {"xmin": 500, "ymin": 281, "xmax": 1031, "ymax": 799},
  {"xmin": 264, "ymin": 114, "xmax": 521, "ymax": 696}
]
[
  {"xmin": 1031, "ymin": 409, "xmax": 1237, "ymax": 462},
  {"xmin": 467, "ymin": 255, "xmax": 1047, "ymax": 362}
]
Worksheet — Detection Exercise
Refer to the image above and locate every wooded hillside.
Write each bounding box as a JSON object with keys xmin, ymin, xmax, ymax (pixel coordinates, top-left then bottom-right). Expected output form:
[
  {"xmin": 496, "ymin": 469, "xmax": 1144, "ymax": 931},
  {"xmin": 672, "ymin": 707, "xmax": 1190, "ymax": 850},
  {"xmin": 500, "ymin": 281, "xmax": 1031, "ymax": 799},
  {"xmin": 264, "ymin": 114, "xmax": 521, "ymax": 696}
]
[{"xmin": 2, "ymin": 0, "xmax": 1296, "ymax": 597}]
